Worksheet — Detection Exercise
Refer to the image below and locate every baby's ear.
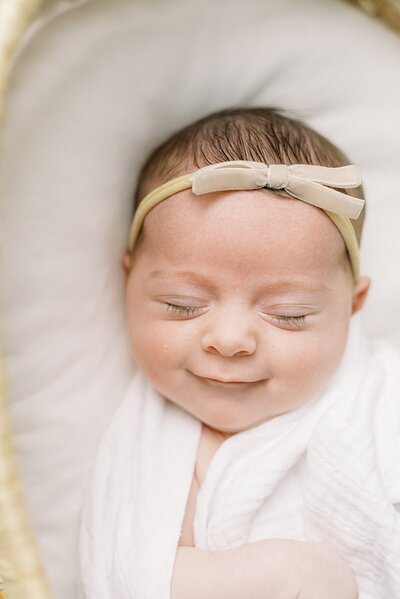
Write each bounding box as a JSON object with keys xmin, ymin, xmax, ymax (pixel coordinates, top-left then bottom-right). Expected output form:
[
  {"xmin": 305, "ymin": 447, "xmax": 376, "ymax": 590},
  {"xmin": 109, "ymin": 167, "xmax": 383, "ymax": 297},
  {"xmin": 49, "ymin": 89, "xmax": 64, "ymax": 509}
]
[
  {"xmin": 351, "ymin": 275, "xmax": 371, "ymax": 315},
  {"xmin": 121, "ymin": 253, "xmax": 132, "ymax": 283}
]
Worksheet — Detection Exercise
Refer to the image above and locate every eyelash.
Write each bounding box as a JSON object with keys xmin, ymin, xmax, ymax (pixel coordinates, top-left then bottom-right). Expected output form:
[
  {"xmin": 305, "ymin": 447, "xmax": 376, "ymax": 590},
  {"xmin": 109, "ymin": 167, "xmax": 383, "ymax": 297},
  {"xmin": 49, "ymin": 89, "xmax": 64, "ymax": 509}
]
[
  {"xmin": 165, "ymin": 303, "xmax": 306, "ymax": 327},
  {"xmin": 273, "ymin": 314, "xmax": 306, "ymax": 328},
  {"xmin": 166, "ymin": 303, "xmax": 200, "ymax": 317}
]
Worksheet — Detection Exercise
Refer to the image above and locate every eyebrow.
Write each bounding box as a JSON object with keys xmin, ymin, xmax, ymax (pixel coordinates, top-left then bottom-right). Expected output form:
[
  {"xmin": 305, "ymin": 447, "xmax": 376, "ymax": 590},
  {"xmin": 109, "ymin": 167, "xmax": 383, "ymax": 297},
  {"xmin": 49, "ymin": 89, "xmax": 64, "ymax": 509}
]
[{"xmin": 148, "ymin": 270, "xmax": 331, "ymax": 294}]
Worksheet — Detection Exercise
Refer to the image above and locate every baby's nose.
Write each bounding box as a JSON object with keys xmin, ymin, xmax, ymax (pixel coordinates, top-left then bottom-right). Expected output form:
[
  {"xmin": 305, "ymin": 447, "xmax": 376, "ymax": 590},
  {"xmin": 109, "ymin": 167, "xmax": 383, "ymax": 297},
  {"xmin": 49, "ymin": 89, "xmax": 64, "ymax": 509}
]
[{"xmin": 201, "ymin": 308, "xmax": 257, "ymax": 357}]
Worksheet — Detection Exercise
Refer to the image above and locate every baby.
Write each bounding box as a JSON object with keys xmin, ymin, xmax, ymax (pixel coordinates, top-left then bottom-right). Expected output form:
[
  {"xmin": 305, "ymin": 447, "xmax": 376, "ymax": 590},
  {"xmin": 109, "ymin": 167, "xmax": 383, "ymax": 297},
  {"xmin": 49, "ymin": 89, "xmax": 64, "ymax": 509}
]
[
  {"xmin": 120, "ymin": 107, "xmax": 370, "ymax": 597},
  {"xmin": 79, "ymin": 106, "xmax": 400, "ymax": 599}
]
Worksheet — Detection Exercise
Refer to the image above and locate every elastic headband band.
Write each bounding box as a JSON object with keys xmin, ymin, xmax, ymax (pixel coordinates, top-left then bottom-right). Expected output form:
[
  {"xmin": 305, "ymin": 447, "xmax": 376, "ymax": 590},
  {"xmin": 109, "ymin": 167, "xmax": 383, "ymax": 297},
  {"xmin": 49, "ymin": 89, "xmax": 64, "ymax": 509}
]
[{"xmin": 127, "ymin": 161, "xmax": 365, "ymax": 283}]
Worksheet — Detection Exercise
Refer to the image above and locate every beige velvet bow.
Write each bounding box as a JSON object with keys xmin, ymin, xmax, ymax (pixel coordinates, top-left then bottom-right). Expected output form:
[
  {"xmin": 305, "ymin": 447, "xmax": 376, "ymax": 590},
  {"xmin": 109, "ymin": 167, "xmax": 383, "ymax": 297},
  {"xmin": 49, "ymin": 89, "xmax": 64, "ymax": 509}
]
[{"xmin": 189, "ymin": 161, "xmax": 364, "ymax": 219}]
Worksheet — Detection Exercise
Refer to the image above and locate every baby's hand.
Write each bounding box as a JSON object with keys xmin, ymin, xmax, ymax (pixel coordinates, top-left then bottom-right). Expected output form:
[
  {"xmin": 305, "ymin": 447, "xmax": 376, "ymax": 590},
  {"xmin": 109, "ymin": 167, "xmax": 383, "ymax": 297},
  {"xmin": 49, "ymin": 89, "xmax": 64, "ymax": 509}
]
[
  {"xmin": 171, "ymin": 539, "xmax": 359, "ymax": 599},
  {"xmin": 295, "ymin": 541, "xmax": 359, "ymax": 599}
]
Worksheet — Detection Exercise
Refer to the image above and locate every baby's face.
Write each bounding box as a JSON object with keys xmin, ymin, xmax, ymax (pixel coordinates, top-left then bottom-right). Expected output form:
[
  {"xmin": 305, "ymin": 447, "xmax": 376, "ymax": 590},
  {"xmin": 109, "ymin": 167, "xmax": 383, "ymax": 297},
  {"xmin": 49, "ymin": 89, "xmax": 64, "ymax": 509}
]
[{"xmin": 123, "ymin": 189, "xmax": 369, "ymax": 435}]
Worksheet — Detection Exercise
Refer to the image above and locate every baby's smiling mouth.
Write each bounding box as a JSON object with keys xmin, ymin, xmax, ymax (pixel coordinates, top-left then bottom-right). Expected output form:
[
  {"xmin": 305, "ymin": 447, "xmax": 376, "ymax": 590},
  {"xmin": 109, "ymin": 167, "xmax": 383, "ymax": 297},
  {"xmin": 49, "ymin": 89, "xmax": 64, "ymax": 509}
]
[{"xmin": 191, "ymin": 372, "xmax": 266, "ymax": 386}]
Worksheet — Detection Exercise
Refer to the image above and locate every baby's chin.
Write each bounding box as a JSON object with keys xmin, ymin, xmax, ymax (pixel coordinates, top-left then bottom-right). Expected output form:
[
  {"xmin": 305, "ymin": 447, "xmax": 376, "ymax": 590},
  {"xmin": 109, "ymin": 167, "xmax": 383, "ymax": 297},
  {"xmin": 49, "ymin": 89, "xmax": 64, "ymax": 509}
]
[
  {"xmin": 156, "ymin": 377, "xmax": 300, "ymax": 435},
  {"xmin": 193, "ymin": 404, "xmax": 285, "ymax": 437}
]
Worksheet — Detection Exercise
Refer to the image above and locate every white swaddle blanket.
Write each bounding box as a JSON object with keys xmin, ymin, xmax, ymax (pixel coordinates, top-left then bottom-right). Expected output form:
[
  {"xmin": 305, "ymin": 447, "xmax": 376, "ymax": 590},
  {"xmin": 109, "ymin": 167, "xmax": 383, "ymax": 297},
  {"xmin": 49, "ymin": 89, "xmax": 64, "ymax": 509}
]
[{"xmin": 79, "ymin": 312, "xmax": 400, "ymax": 599}]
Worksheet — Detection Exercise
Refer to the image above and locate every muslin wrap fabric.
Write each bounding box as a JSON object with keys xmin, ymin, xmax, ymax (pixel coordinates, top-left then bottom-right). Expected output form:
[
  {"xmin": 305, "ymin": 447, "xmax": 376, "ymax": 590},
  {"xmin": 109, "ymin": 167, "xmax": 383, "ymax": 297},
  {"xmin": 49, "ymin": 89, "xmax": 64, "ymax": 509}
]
[{"xmin": 79, "ymin": 312, "xmax": 400, "ymax": 599}]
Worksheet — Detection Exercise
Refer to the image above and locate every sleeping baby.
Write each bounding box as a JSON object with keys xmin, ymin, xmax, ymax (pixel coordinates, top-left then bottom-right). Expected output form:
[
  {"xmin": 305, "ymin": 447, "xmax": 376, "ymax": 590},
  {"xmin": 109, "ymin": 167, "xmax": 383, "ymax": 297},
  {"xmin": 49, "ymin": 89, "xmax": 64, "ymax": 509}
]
[{"xmin": 79, "ymin": 107, "xmax": 400, "ymax": 599}]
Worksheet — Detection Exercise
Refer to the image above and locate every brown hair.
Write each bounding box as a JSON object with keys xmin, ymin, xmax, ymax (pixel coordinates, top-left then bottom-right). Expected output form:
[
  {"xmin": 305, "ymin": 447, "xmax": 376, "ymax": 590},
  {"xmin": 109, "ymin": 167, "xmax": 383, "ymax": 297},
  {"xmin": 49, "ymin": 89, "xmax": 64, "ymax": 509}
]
[{"xmin": 133, "ymin": 106, "xmax": 365, "ymax": 250}]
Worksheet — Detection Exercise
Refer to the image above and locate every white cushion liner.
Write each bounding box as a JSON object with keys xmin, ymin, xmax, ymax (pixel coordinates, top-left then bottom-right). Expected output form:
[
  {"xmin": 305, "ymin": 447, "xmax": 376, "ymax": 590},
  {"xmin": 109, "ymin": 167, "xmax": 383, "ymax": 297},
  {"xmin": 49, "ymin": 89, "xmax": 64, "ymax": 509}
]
[{"xmin": 1, "ymin": 0, "xmax": 400, "ymax": 596}]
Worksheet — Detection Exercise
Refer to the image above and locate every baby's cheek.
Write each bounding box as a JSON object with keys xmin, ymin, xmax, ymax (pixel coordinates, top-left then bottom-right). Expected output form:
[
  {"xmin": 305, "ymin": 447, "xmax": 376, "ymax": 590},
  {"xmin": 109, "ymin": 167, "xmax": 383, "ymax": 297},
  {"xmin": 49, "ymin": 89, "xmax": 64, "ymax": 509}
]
[
  {"xmin": 285, "ymin": 326, "xmax": 349, "ymax": 395},
  {"xmin": 128, "ymin": 319, "xmax": 188, "ymax": 380}
]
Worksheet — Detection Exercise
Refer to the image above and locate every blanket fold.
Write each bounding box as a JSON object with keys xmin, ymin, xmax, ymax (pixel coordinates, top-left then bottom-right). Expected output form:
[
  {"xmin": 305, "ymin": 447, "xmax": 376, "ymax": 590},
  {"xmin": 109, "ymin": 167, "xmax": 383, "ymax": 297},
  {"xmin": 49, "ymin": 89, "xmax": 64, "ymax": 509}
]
[{"xmin": 79, "ymin": 312, "xmax": 400, "ymax": 599}]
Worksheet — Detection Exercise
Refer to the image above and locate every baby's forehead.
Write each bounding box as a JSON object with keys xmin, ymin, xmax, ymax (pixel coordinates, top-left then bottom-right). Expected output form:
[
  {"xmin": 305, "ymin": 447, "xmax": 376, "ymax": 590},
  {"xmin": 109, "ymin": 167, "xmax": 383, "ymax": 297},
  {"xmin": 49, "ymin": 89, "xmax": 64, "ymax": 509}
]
[
  {"xmin": 139, "ymin": 189, "xmax": 348, "ymax": 281},
  {"xmin": 144, "ymin": 189, "xmax": 345, "ymax": 250}
]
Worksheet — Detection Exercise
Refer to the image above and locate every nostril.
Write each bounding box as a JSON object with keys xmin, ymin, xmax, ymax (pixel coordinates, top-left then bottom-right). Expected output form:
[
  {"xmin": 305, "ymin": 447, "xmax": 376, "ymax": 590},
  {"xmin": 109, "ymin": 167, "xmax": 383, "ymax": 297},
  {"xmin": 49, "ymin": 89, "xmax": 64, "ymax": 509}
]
[
  {"xmin": 204, "ymin": 345, "xmax": 219, "ymax": 355},
  {"xmin": 203, "ymin": 345, "xmax": 253, "ymax": 357}
]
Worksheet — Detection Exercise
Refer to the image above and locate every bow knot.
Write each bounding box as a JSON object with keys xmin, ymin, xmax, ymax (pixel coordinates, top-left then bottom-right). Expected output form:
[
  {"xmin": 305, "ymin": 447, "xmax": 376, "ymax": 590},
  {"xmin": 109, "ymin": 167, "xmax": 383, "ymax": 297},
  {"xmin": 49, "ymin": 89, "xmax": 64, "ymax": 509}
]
[{"xmin": 267, "ymin": 164, "xmax": 290, "ymax": 189}]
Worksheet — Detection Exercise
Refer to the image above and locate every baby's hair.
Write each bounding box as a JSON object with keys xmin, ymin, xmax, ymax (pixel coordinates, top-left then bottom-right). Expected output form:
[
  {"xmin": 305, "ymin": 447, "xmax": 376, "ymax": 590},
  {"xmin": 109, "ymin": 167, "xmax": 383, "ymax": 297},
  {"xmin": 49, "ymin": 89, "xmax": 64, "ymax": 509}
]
[{"xmin": 133, "ymin": 106, "xmax": 365, "ymax": 253}]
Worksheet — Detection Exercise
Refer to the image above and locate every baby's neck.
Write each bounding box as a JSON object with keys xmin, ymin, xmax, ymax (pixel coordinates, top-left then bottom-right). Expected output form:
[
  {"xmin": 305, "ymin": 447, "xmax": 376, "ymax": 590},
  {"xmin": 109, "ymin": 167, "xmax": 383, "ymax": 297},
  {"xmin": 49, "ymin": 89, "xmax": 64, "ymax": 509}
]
[
  {"xmin": 204, "ymin": 424, "xmax": 235, "ymax": 441},
  {"xmin": 195, "ymin": 424, "xmax": 234, "ymax": 485}
]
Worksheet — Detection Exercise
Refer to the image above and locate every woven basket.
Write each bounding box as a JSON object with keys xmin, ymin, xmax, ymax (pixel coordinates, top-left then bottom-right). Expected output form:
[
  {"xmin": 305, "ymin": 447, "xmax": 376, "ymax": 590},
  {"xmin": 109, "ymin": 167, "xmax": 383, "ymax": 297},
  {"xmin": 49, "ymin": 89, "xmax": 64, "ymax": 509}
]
[{"xmin": 0, "ymin": 0, "xmax": 398, "ymax": 597}]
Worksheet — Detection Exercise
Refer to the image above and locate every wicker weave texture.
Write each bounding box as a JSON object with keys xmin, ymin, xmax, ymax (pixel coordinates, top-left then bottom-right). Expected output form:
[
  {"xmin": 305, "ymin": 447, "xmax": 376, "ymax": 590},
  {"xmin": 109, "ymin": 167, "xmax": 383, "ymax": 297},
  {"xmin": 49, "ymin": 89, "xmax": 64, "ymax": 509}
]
[{"xmin": 346, "ymin": 0, "xmax": 400, "ymax": 31}]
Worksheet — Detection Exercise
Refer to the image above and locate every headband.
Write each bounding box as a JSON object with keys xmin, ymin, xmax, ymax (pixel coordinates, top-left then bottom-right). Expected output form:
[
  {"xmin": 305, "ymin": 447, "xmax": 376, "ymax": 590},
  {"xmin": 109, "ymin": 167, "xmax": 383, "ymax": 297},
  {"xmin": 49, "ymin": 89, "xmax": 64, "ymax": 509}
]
[{"xmin": 127, "ymin": 160, "xmax": 365, "ymax": 282}]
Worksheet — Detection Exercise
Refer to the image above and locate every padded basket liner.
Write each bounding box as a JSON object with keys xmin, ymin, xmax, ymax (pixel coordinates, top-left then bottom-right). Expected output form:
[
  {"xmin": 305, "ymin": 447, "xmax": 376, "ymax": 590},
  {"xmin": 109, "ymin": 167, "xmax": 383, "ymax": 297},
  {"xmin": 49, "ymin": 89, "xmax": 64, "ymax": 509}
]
[{"xmin": 1, "ymin": 0, "xmax": 400, "ymax": 597}]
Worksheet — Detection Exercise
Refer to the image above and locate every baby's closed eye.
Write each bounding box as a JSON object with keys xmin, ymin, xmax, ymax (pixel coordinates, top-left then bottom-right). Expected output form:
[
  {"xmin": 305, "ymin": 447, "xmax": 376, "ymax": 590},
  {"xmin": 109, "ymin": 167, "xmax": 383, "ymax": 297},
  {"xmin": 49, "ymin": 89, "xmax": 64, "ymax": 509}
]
[{"xmin": 164, "ymin": 301, "xmax": 308, "ymax": 328}]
